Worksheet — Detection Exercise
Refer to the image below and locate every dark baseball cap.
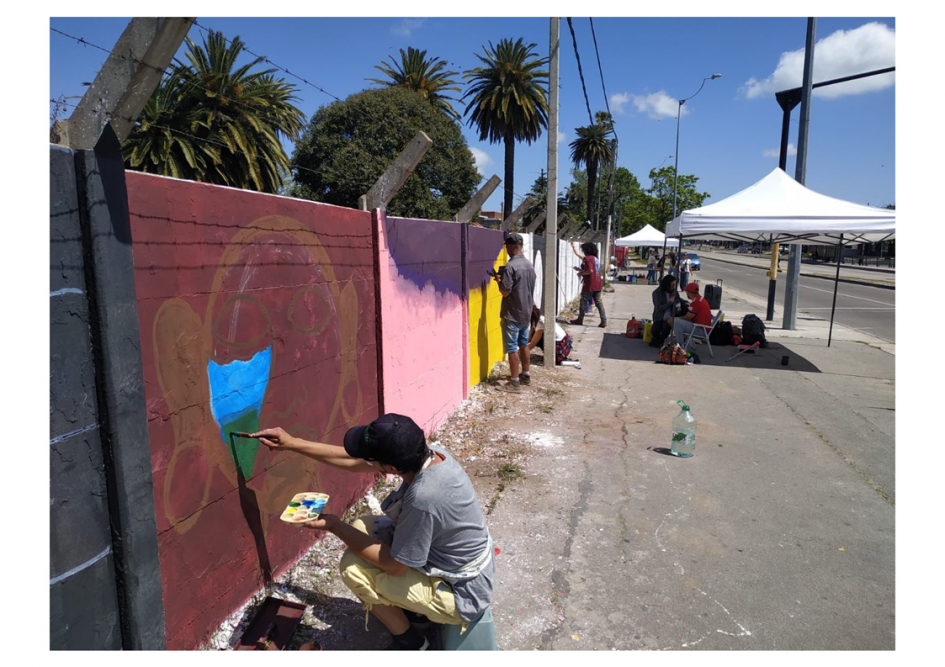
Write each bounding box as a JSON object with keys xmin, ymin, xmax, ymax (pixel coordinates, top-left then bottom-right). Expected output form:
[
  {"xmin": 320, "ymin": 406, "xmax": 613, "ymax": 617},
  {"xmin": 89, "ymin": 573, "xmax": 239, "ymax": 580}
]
[
  {"xmin": 343, "ymin": 413, "xmax": 425, "ymax": 463},
  {"xmin": 504, "ymin": 232, "xmax": 524, "ymax": 246}
]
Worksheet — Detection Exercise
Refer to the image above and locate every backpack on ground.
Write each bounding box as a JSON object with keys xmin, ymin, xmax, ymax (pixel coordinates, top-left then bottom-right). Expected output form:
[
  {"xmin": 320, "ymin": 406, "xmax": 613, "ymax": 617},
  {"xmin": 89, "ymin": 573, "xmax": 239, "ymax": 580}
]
[
  {"xmin": 709, "ymin": 320, "xmax": 735, "ymax": 346},
  {"xmin": 740, "ymin": 314, "xmax": 768, "ymax": 348}
]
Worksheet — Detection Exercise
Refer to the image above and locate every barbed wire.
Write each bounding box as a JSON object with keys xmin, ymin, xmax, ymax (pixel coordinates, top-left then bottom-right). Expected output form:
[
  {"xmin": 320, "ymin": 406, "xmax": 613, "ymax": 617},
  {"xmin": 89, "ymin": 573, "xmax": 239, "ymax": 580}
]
[
  {"xmin": 190, "ymin": 19, "xmax": 341, "ymax": 102},
  {"xmin": 50, "ymin": 25, "xmax": 320, "ymax": 140},
  {"xmin": 50, "ymin": 96, "xmax": 325, "ymax": 181}
]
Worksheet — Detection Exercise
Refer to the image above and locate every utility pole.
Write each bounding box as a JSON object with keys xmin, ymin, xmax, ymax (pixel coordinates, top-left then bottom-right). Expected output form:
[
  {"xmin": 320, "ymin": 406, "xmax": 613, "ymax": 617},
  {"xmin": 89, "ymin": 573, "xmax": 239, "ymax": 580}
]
[
  {"xmin": 783, "ymin": 18, "xmax": 816, "ymax": 330},
  {"xmin": 544, "ymin": 17, "xmax": 560, "ymax": 371},
  {"xmin": 602, "ymin": 138, "xmax": 618, "ymax": 281}
]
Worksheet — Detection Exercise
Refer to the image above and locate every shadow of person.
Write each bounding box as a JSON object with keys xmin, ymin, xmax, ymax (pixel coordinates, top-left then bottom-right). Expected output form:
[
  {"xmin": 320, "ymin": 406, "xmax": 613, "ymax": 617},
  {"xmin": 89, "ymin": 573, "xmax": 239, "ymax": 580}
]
[
  {"xmin": 230, "ymin": 434, "xmax": 273, "ymax": 589},
  {"xmin": 282, "ymin": 592, "xmax": 390, "ymax": 651}
]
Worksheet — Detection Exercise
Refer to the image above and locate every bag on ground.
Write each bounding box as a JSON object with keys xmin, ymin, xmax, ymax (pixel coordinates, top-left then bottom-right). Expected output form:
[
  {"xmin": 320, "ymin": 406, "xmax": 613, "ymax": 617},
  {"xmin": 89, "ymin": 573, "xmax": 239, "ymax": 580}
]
[
  {"xmin": 740, "ymin": 314, "xmax": 768, "ymax": 348},
  {"xmin": 709, "ymin": 320, "xmax": 735, "ymax": 346},
  {"xmin": 704, "ymin": 280, "xmax": 723, "ymax": 310}
]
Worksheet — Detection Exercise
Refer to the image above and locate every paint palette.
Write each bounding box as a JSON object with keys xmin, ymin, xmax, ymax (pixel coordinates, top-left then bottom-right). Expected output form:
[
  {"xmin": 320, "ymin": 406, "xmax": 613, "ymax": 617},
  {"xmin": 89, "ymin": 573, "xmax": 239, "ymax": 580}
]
[{"xmin": 279, "ymin": 492, "xmax": 330, "ymax": 524}]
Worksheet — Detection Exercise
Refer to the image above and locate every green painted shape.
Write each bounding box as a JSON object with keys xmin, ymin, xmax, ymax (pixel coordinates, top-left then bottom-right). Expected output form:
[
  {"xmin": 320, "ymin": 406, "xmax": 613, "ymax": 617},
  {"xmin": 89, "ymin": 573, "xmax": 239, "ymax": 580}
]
[
  {"xmin": 224, "ymin": 409, "xmax": 261, "ymax": 478},
  {"xmin": 672, "ymin": 432, "xmax": 687, "ymax": 442}
]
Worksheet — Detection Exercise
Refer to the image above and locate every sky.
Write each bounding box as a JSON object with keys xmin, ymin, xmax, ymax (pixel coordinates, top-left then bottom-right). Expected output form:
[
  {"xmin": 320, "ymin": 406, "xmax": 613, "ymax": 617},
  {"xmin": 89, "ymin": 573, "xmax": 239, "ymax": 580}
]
[{"xmin": 48, "ymin": 15, "xmax": 896, "ymax": 216}]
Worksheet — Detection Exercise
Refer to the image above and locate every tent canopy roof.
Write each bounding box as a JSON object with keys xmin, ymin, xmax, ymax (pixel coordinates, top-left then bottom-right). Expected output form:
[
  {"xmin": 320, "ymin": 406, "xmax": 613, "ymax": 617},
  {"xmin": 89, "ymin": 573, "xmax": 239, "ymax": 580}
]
[
  {"xmin": 665, "ymin": 168, "xmax": 895, "ymax": 245},
  {"xmin": 615, "ymin": 223, "xmax": 679, "ymax": 247}
]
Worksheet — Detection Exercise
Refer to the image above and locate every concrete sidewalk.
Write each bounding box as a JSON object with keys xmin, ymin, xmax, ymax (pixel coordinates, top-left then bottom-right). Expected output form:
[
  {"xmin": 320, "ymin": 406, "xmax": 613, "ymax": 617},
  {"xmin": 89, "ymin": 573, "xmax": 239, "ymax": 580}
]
[{"xmin": 481, "ymin": 280, "xmax": 895, "ymax": 650}]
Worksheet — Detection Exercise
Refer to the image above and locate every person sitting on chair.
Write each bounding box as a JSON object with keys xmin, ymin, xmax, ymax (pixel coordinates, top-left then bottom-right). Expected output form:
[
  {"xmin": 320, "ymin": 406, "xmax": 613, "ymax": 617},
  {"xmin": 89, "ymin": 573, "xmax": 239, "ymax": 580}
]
[
  {"xmin": 672, "ymin": 282, "xmax": 712, "ymax": 343},
  {"xmin": 252, "ymin": 414, "xmax": 495, "ymax": 651},
  {"xmin": 649, "ymin": 274, "xmax": 678, "ymax": 347}
]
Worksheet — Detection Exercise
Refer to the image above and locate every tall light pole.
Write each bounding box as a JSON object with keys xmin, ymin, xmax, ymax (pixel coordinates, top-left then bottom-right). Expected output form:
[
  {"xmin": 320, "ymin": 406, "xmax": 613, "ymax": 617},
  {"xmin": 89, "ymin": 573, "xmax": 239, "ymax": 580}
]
[{"xmin": 659, "ymin": 73, "xmax": 721, "ymax": 278}]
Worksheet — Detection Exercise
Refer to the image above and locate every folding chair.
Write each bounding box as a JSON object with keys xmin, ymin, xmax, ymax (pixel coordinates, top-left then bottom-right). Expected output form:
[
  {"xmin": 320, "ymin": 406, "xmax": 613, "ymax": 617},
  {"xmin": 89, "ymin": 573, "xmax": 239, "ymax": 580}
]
[{"xmin": 682, "ymin": 310, "xmax": 723, "ymax": 359}]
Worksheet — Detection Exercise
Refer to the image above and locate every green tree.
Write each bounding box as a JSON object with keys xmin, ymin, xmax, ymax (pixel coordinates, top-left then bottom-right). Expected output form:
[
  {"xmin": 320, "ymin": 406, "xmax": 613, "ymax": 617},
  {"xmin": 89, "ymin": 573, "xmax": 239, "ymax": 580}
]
[
  {"xmin": 463, "ymin": 38, "xmax": 549, "ymax": 219},
  {"xmin": 569, "ymin": 119, "xmax": 614, "ymax": 227},
  {"xmin": 290, "ymin": 86, "xmax": 480, "ymax": 220},
  {"xmin": 122, "ymin": 31, "xmax": 305, "ymax": 193},
  {"xmin": 367, "ymin": 46, "xmax": 462, "ymax": 120},
  {"xmin": 645, "ymin": 166, "xmax": 710, "ymax": 230}
]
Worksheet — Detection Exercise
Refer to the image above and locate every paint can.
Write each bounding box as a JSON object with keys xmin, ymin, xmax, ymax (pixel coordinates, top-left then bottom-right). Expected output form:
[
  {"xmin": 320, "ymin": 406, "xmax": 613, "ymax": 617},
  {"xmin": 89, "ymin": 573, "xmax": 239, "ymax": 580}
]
[{"xmin": 781, "ymin": 356, "xmax": 789, "ymax": 366}]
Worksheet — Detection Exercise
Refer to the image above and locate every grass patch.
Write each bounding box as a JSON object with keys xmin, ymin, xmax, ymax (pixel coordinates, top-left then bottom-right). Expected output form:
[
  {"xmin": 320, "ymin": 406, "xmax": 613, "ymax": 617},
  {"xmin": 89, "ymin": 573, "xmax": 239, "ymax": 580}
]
[
  {"xmin": 543, "ymin": 387, "xmax": 562, "ymax": 397},
  {"xmin": 498, "ymin": 463, "xmax": 524, "ymax": 482},
  {"xmin": 540, "ymin": 405, "xmax": 554, "ymax": 414}
]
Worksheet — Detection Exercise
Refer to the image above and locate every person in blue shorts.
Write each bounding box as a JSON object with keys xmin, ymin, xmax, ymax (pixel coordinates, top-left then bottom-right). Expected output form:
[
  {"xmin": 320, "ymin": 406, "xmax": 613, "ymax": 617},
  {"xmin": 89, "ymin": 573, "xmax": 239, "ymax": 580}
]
[{"xmin": 494, "ymin": 233, "xmax": 536, "ymax": 393}]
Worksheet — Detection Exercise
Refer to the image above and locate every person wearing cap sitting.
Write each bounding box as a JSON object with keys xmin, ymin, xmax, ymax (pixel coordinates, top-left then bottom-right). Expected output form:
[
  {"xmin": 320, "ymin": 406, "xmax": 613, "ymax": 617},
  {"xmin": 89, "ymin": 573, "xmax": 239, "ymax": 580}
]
[
  {"xmin": 672, "ymin": 282, "xmax": 712, "ymax": 343},
  {"xmin": 494, "ymin": 232, "xmax": 536, "ymax": 392},
  {"xmin": 252, "ymin": 414, "xmax": 495, "ymax": 651}
]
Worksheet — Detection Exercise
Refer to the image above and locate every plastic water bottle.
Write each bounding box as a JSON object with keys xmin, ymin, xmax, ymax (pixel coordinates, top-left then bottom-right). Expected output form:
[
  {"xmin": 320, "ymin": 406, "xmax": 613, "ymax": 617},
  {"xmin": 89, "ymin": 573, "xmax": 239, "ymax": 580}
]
[{"xmin": 671, "ymin": 400, "xmax": 697, "ymax": 458}]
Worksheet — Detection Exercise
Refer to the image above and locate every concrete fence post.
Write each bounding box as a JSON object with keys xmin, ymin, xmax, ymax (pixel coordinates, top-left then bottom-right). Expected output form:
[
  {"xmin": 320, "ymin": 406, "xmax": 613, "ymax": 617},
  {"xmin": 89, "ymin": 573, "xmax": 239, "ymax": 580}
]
[
  {"xmin": 360, "ymin": 131, "xmax": 433, "ymax": 211},
  {"xmin": 455, "ymin": 175, "xmax": 501, "ymax": 223}
]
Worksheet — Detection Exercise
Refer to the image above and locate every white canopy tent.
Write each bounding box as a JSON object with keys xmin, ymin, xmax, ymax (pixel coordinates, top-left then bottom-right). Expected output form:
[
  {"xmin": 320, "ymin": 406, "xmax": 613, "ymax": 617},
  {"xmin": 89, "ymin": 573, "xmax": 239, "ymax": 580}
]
[
  {"xmin": 664, "ymin": 168, "xmax": 895, "ymax": 346},
  {"xmin": 614, "ymin": 224, "xmax": 679, "ymax": 247},
  {"xmin": 665, "ymin": 168, "xmax": 895, "ymax": 245}
]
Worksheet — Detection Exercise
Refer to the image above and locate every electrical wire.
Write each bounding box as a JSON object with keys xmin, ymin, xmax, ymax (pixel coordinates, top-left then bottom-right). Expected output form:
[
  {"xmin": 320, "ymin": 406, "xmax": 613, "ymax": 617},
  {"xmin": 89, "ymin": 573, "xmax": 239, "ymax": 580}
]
[{"xmin": 566, "ymin": 18, "xmax": 594, "ymax": 125}]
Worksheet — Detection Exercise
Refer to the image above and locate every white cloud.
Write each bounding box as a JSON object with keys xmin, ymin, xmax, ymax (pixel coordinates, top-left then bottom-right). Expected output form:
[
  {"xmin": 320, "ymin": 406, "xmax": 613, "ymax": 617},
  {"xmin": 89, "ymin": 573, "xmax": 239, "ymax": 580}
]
[
  {"xmin": 610, "ymin": 92, "xmax": 631, "ymax": 114},
  {"xmin": 632, "ymin": 91, "xmax": 688, "ymax": 120},
  {"xmin": 391, "ymin": 18, "xmax": 426, "ymax": 37},
  {"xmin": 762, "ymin": 143, "xmax": 797, "ymax": 158},
  {"xmin": 469, "ymin": 147, "xmax": 492, "ymax": 176},
  {"xmin": 557, "ymin": 131, "xmax": 566, "ymax": 144},
  {"xmin": 742, "ymin": 22, "xmax": 895, "ymax": 100}
]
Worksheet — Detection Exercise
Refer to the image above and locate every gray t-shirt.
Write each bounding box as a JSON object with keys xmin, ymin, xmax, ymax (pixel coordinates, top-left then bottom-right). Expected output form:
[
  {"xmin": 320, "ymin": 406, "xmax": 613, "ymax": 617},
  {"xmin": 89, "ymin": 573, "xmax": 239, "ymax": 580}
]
[
  {"xmin": 499, "ymin": 253, "xmax": 536, "ymax": 325},
  {"xmin": 382, "ymin": 446, "xmax": 495, "ymax": 621}
]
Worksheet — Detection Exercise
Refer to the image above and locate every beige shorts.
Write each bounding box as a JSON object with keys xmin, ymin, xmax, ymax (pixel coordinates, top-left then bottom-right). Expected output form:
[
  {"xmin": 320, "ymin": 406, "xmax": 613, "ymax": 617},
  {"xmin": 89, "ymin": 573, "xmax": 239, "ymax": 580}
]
[{"xmin": 339, "ymin": 515, "xmax": 465, "ymax": 628}]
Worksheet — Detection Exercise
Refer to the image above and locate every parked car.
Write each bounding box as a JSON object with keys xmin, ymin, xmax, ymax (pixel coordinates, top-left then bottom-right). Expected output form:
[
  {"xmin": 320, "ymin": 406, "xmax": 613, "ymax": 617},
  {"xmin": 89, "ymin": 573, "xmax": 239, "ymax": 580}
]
[
  {"xmin": 686, "ymin": 252, "xmax": 701, "ymax": 271},
  {"xmin": 737, "ymin": 244, "xmax": 750, "ymax": 253}
]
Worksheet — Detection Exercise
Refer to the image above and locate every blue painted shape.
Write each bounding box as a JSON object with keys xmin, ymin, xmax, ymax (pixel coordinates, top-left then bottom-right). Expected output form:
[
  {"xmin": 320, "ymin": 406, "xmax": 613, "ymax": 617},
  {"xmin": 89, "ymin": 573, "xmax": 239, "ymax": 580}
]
[{"xmin": 206, "ymin": 346, "xmax": 272, "ymax": 443}]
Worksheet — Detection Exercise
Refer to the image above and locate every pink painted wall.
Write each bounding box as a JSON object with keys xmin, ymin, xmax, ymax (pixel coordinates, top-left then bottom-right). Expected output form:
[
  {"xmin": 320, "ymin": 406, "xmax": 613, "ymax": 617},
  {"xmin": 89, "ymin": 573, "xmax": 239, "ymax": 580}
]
[{"xmin": 376, "ymin": 214, "xmax": 466, "ymax": 434}]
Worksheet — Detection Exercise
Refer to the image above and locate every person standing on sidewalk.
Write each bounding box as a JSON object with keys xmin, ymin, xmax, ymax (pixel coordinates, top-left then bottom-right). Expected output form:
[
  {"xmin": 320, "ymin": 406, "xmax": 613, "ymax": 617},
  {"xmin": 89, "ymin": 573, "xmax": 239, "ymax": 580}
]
[
  {"xmin": 678, "ymin": 251, "xmax": 692, "ymax": 294},
  {"xmin": 495, "ymin": 233, "xmax": 536, "ymax": 393},
  {"xmin": 569, "ymin": 242, "xmax": 608, "ymax": 328},
  {"xmin": 646, "ymin": 253, "xmax": 658, "ymax": 284}
]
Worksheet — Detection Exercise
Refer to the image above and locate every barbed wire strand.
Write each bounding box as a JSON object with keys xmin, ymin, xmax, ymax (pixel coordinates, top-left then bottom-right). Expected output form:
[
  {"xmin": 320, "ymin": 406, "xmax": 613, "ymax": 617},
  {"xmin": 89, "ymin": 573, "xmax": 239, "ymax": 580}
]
[
  {"xmin": 50, "ymin": 26, "xmax": 321, "ymax": 139},
  {"xmin": 50, "ymin": 96, "xmax": 325, "ymax": 181},
  {"xmin": 190, "ymin": 19, "xmax": 341, "ymax": 102}
]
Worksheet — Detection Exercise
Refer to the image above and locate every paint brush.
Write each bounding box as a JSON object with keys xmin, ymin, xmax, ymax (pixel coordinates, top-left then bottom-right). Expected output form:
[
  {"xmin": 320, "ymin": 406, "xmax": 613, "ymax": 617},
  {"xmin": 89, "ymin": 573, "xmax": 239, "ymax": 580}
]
[{"xmin": 232, "ymin": 431, "xmax": 266, "ymax": 439}]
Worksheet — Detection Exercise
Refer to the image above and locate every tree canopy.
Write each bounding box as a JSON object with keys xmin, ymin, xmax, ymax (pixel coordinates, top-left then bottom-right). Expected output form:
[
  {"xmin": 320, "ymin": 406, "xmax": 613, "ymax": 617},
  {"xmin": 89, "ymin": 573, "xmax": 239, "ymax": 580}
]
[
  {"xmin": 290, "ymin": 86, "xmax": 481, "ymax": 220},
  {"xmin": 367, "ymin": 47, "xmax": 462, "ymax": 120},
  {"xmin": 122, "ymin": 31, "xmax": 305, "ymax": 194},
  {"xmin": 463, "ymin": 38, "xmax": 549, "ymax": 219}
]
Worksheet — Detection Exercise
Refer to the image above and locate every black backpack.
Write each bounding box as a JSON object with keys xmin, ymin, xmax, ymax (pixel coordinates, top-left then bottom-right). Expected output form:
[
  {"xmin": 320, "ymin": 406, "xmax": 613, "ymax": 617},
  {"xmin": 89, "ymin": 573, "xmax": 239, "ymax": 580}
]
[
  {"xmin": 709, "ymin": 320, "xmax": 734, "ymax": 346},
  {"xmin": 741, "ymin": 314, "xmax": 768, "ymax": 348}
]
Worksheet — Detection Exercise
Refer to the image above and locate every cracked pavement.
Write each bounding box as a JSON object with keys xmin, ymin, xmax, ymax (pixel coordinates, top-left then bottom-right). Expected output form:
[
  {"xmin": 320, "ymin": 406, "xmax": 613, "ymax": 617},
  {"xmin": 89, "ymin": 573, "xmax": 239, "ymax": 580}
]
[{"xmin": 484, "ymin": 281, "xmax": 894, "ymax": 650}]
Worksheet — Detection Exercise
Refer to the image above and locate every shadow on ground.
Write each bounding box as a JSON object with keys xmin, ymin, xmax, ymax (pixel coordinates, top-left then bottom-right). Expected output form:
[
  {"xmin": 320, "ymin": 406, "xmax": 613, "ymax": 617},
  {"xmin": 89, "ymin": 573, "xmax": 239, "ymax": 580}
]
[{"xmin": 598, "ymin": 333, "xmax": 823, "ymax": 373}]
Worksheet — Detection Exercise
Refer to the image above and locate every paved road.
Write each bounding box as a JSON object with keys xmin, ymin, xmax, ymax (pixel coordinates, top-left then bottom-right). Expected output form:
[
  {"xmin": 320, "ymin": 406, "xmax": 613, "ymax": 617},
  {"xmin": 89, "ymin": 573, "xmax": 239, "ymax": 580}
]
[{"xmin": 694, "ymin": 256, "xmax": 896, "ymax": 343}]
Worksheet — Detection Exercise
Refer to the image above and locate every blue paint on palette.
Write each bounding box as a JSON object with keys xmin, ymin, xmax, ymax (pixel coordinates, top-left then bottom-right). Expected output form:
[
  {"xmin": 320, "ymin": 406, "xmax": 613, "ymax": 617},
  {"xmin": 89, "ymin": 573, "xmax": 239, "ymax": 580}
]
[{"xmin": 207, "ymin": 346, "xmax": 272, "ymax": 441}]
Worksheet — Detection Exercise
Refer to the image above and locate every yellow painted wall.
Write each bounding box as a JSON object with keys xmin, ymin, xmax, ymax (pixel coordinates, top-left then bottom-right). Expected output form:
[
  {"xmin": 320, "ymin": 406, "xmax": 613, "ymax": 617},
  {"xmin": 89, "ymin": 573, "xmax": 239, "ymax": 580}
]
[{"xmin": 468, "ymin": 248, "xmax": 508, "ymax": 386}]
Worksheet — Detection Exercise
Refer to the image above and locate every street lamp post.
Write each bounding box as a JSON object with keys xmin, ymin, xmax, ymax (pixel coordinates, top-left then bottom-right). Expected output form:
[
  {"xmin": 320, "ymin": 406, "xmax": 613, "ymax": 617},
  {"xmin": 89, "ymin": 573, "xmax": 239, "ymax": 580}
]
[{"xmin": 659, "ymin": 73, "xmax": 721, "ymax": 280}]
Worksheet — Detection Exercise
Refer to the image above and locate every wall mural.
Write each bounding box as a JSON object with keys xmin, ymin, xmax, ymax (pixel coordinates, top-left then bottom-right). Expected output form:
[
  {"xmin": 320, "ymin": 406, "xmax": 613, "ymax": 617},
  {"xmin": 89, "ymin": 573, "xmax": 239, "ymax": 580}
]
[
  {"xmin": 378, "ymin": 215, "xmax": 465, "ymax": 433},
  {"xmin": 127, "ymin": 173, "xmax": 379, "ymax": 649},
  {"xmin": 466, "ymin": 226, "xmax": 508, "ymax": 387}
]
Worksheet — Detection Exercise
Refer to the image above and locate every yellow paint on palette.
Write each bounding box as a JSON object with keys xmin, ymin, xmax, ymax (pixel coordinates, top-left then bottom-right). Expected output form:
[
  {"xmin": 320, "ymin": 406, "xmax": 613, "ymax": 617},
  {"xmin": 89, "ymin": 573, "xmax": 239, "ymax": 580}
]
[{"xmin": 468, "ymin": 247, "xmax": 508, "ymax": 387}]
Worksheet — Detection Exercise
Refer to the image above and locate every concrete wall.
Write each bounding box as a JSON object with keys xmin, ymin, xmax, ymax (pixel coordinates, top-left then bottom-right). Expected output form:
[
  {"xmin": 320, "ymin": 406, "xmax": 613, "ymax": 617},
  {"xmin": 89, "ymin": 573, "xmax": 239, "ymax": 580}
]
[
  {"xmin": 377, "ymin": 214, "xmax": 466, "ymax": 434},
  {"xmin": 49, "ymin": 145, "xmax": 123, "ymax": 650},
  {"xmin": 466, "ymin": 226, "xmax": 508, "ymax": 387},
  {"xmin": 125, "ymin": 173, "xmax": 381, "ymax": 649}
]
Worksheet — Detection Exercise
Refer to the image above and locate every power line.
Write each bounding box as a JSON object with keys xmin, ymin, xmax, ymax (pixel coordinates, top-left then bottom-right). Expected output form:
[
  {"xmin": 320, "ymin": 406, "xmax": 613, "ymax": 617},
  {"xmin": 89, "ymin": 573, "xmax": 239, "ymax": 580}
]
[
  {"xmin": 566, "ymin": 18, "xmax": 594, "ymax": 125},
  {"xmin": 190, "ymin": 20, "xmax": 341, "ymax": 102},
  {"xmin": 588, "ymin": 18, "xmax": 617, "ymax": 142}
]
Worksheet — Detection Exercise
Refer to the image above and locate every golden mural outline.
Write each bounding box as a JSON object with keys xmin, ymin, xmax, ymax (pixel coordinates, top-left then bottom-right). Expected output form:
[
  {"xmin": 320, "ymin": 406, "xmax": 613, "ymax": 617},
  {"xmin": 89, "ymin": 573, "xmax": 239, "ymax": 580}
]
[{"xmin": 155, "ymin": 214, "xmax": 366, "ymax": 535}]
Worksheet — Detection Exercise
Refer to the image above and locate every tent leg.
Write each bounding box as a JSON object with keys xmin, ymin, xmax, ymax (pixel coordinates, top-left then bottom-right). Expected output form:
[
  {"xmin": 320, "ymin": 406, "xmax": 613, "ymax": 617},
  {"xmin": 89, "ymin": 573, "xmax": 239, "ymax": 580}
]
[{"xmin": 827, "ymin": 235, "xmax": 843, "ymax": 347}]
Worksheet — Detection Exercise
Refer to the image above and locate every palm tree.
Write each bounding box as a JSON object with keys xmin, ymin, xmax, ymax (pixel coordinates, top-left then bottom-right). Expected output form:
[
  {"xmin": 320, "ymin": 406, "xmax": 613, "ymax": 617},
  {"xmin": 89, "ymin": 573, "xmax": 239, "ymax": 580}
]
[
  {"xmin": 367, "ymin": 47, "xmax": 462, "ymax": 120},
  {"xmin": 123, "ymin": 31, "xmax": 305, "ymax": 193},
  {"xmin": 463, "ymin": 38, "xmax": 549, "ymax": 220},
  {"xmin": 569, "ymin": 118, "xmax": 614, "ymax": 228}
]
